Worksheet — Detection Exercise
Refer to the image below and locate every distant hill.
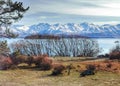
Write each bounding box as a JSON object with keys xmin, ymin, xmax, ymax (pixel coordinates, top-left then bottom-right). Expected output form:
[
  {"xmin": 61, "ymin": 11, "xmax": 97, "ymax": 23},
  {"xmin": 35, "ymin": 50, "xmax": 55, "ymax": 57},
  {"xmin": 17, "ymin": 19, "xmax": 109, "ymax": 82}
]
[
  {"xmin": 25, "ymin": 34, "xmax": 89, "ymax": 39},
  {"xmin": 25, "ymin": 34, "xmax": 60, "ymax": 39}
]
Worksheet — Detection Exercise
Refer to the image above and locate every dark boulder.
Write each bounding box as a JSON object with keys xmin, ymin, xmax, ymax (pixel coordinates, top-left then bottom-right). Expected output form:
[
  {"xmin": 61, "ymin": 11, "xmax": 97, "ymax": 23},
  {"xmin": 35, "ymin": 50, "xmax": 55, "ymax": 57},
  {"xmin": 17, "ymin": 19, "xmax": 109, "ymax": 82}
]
[
  {"xmin": 80, "ymin": 65, "xmax": 96, "ymax": 77},
  {"xmin": 80, "ymin": 69, "xmax": 95, "ymax": 77}
]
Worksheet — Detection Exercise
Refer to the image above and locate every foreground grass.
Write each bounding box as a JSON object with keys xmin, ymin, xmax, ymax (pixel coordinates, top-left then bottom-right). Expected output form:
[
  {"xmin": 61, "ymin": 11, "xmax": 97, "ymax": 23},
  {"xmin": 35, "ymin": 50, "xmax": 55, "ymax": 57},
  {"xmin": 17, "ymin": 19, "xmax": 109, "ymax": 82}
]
[
  {"xmin": 0, "ymin": 57, "xmax": 120, "ymax": 86},
  {"xmin": 0, "ymin": 69, "xmax": 120, "ymax": 86}
]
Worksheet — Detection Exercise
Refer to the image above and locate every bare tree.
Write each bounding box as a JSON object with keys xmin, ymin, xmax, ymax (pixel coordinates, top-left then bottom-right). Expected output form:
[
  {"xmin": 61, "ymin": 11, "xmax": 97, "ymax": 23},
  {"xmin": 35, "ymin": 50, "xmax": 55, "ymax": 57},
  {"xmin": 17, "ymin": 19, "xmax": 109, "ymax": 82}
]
[{"xmin": 10, "ymin": 38, "xmax": 100, "ymax": 57}]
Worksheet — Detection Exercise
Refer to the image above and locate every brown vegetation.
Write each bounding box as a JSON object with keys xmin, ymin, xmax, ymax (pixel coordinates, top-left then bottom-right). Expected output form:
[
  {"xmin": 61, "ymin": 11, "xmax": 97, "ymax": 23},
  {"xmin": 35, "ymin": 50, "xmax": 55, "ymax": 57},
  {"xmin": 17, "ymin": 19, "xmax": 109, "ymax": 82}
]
[
  {"xmin": 32, "ymin": 54, "xmax": 53, "ymax": 70},
  {"xmin": 1, "ymin": 55, "xmax": 120, "ymax": 86},
  {"xmin": 109, "ymin": 51, "xmax": 120, "ymax": 60},
  {"xmin": 51, "ymin": 63, "xmax": 66, "ymax": 76},
  {"xmin": 0, "ymin": 52, "xmax": 53, "ymax": 71},
  {"xmin": 81, "ymin": 60, "xmax": 120, "ymax": 73},
  {"xmin": 0, "ymin": 55, "xmax": 13, "ymax": 70}
]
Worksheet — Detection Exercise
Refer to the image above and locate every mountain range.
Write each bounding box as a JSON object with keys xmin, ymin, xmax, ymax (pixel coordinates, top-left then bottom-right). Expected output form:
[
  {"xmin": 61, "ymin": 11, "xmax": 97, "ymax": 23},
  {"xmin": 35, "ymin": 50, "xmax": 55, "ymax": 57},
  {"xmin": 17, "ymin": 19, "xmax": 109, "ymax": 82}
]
[{"xmin": 4, "ymin": 22, "xmax": 120, "ymax": 38}]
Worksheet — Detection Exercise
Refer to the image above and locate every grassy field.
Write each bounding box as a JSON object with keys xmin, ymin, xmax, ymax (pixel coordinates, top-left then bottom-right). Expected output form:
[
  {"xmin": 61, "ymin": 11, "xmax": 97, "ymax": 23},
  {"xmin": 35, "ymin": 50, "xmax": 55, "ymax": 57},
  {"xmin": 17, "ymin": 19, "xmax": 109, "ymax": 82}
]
[{"xmin": 0, "ymin": 57, "xmax": 120, "ymax": 86}]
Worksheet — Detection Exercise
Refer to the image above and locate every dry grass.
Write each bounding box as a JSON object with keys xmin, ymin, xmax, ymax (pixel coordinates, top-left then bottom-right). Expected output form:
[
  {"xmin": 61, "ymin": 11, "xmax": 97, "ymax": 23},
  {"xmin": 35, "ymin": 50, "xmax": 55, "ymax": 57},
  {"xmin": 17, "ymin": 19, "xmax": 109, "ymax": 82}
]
[{"xmin": 0, "ymin": 57, "xmax": 120, "ymax": 86}]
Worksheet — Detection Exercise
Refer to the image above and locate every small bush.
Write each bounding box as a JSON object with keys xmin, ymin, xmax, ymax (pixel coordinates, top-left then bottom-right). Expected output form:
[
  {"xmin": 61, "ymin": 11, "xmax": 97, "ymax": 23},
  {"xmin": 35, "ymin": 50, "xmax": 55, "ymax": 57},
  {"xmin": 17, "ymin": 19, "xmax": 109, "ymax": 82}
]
[
  {"xmin": 77, "ymin": 65, "xmax": 80, "ymax": 68},
  {"xmin": 10, "ymin": 53, "xmax": 53, "ymax": 70},
  {"xmin": 11, "ymin": 54, "xmax": 28, "ymax": 65},
  {"xmin": 109, "ymin": 51, "xmax": 120, "ymax": 60},
  {"xmin": 0, "ymin": 55, "xmax": 13, "ymax": 70},
  {"xmin": 32, "ymin": 54, "xmax": 53, "ymax": 70},
  {"xmin": 51, "ymin": 64, "xmax": 66, "ymax": 76},
  {"xmin": 106, "ymin": 63, "xmax": 112, "ymax": 68},
  {"xmin": 39, "ymin": 57, "xmax": 52, "ymax": 70},
  {"xmin": 10, "ymin": 51, "xmax": 22, "ymax": 65},
  {"xmin": 86, "ymin": 64, "xmax": 96, "ymax": 71}
]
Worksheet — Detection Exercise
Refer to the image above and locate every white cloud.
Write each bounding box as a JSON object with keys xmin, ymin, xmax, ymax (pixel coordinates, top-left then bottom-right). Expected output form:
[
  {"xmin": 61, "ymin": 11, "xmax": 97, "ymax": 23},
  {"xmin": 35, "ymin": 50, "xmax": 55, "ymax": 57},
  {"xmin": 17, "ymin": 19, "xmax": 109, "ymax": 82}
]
[
  {"xmin": 65, "ymin": 7, "xmax": 120, "ymax": 17},
  {"xmin": 39, "ymin": 16, "xmax": 47, "ymax": 19},
  {"xmin": 93, "ymin": 21, "xmax": 120, "ymax": 25},
  {"xmin": 39, "ymin": 16, "xmax": 59, "ymax": 19},
  {"xmin": 102, "ymin": 3, "xmax": 120, "ymax": 8},
  {"xmin": 16, "ymin": 0, "xmax": 120, "ymax": 17},
  {"xmin": 26, "ymin": 1, "xmax": 120, "ymax": 17},
  {"xmin": 13, "ymin": 0, "xmax": 120, "ymax": 25}
]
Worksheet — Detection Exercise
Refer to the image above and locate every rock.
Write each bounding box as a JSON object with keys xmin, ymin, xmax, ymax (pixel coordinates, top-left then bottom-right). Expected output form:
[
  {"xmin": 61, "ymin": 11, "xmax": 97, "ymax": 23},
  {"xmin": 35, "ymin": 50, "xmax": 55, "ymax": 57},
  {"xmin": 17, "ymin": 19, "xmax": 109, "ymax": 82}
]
[{"xmin": 80, "ymin": 69, "xmax": 95, "ymax": 77}]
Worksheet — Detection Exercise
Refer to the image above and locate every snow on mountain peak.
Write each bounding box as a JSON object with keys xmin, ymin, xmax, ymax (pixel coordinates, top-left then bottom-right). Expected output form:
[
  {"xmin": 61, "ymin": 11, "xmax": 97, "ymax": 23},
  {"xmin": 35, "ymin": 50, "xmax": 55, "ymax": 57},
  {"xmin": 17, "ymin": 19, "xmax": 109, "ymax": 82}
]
[
  {"xmin": 18, "ymin": 26, "xmax": 29, "ymax": 31},
  {"xmin": 9, "ymin": 22, "xmax": 120, "ymax": 38}
]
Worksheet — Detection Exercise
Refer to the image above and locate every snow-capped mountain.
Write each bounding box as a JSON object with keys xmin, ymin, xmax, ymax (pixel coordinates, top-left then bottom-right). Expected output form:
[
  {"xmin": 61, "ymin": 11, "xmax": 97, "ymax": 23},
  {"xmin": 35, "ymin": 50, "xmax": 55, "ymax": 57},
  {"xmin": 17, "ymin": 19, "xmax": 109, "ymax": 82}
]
[
  {"xmin": 7, "ymin": 22, "xmax": 120, "ymax": 38},
  {"xmin": 11, "ymin": 25, "xmax": 29, "ymax": 37}
]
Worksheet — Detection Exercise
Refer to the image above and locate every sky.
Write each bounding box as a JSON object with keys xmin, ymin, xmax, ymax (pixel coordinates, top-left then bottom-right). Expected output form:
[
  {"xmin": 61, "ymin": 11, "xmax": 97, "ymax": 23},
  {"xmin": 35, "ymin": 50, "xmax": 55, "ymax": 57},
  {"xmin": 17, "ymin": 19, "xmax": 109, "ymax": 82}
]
[{"xmin": 14, "ymin": 0, "xmax": 120, "ymax": 25}]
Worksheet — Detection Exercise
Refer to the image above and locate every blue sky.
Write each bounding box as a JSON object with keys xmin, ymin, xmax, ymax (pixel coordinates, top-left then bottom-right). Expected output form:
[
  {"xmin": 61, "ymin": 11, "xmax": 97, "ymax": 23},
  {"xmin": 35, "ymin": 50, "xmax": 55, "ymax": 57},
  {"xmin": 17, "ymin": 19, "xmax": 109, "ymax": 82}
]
[{"xmin": 14, "ymin": 0, "xmax": 120, "ymax": 25}]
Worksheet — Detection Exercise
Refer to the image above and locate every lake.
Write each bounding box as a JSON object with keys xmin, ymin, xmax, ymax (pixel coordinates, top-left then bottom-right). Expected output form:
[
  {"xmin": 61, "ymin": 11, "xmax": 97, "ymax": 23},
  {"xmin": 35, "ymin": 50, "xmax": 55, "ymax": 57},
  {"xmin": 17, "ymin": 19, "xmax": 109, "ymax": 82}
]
[
  {"xmin": 0, "ymin": 38, "xmax": 119, "ymax": 55},
  {"xmin": 96, "ymin": 38, "xmax": 119, "ymax": 54}
]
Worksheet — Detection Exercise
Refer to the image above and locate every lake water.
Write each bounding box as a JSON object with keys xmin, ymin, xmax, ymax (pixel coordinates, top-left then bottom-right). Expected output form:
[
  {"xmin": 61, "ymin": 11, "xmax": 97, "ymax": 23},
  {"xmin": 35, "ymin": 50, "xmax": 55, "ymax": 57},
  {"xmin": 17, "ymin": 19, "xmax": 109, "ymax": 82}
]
[
  {"xmin": 0, "ymin": 38, "xmax": 120, "ymax": 55},
  {"xmin": 96, "ymin": 38, "xmax": 120, "ymax": 54}
]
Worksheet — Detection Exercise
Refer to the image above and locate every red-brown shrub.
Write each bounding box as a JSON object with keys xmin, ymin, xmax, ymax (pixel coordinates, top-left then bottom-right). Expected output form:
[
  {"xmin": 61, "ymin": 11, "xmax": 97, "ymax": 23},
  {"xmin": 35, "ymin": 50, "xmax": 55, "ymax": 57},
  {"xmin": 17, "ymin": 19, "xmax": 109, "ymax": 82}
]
[
  {"xmin": 106, "ymin": 63, "xmax": 112, "ymax": 68},
  {"xmin": 81, "ymin": 60, "xmax": 120, "ymax": 73},
  {"xmin": 51, "ymin": 64, "xmax": 66, "ymax": 76},
  {"xmin": 86, "ymin": 64, "xmax": 96, "ymax": 71},
  {"xmin": 11, "ymin": 53, "xmax": 53, "ymax": 70},
  {"xmin": 0, "ymin": 55, "xmax": 13, "ymax": 70},
  {"xmin": 11, "ymin": 54, "xmax": 29, "ymax": 65},
  {"xmin": 109, "ymin": 51, "xmax": 120, "ymax": 60},
  {"xmin": 39, "ymin": 57, "xmax": 53, "ymax": 70},
  {"xmin": 32, "ymin": 54, "xmax": 53, "ymax": 70}
]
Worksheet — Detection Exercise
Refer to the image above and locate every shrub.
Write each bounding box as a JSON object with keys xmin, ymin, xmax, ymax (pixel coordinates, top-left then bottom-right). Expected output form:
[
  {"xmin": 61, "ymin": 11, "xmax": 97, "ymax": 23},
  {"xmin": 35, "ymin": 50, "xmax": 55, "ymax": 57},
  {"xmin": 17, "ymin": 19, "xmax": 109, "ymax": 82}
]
[
  {"xmin": 86, "ymin": 64, "xmax": 96, "ymax": 71},
  {"xmin": 51, "ymin": 64, "xmax": 66, "ymax": 76},
  {"xmin": 10, "ymin": 54, "xmax": 28, "ymax": 65},
  {"xmin": 11, "ymin": 51, "xmax": 33, "ymax": 66},
  {"xmin": 10, "ymin": 50, "xmax": 21, "ymax": 65},
  {"xmin": 27, "ymin": 56, "xmax": 33, "ymax": 66},
  {"xmin": 109, "ymin": 51, "xmax": 120, "ymax": 60},
  {"xmin": 32, "ymin": 54, "xmax": 53, "ymax": 70},
  {"xmin": 0, "ymin": 55, "xmax": 13, "ymax": 70},
  {"xmin": 10, "ymin": 53, "xmax": 53, "ymax": 70},
  {"xmin": 77, "ymin": 65, "xmax": 80, "ymax": 68},
  {"xmin": 39, "ymin": 57, "xmax": 52, "ymax": 70},
  {"xmin": 106, "ymin": 63, "xmax": 112, "ymax": 68},
  {"xmin": 109, "ymin": 42, "xmax": 120, "ymax": 60}
]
